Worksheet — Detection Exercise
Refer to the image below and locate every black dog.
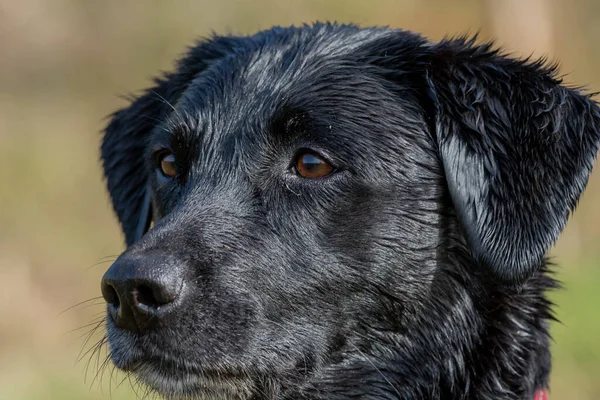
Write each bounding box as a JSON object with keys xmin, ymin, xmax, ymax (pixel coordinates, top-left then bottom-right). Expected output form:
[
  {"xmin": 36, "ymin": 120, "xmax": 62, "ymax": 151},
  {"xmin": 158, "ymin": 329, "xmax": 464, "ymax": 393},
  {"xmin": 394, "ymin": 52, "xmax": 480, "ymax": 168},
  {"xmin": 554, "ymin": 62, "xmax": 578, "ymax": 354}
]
[{"xmin": 99, "ymin": 23, "xmax": 600, "ymax": 399}]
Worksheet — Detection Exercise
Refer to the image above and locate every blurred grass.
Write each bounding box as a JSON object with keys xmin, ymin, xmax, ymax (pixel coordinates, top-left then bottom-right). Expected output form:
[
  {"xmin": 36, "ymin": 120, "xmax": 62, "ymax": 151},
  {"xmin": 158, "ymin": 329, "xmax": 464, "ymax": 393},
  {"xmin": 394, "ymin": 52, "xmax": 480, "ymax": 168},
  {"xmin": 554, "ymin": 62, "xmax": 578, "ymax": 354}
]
[
  {"xmin": 0, "ymin": 0, "xmax": 599, "ymax": 399},
  {"xmin": 550, "ymin": 262, "xmax": 600, "ymax": 399}
]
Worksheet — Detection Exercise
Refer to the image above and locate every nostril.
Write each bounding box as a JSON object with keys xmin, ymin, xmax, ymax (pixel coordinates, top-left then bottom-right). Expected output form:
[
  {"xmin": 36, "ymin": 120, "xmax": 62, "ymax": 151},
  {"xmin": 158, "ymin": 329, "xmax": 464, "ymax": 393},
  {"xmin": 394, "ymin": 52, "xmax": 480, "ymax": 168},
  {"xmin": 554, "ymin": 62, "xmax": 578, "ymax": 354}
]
[
  {"xmin": 132, "ymin": 282, "xmax": 176, "ymax": 313},
  {"xmin": 134, "ymin": 285, "xmax": 160, "ymax": 310},
  {"xmin": 102, "ymin": 283, "xmax": 120, "ymax": 309}
]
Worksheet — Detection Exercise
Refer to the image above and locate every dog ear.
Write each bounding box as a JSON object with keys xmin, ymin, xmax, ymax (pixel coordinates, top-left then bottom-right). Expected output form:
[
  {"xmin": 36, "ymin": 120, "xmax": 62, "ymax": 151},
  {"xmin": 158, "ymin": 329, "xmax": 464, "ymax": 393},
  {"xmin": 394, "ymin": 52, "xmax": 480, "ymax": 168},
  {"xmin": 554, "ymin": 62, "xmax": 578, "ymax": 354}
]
[
  {"xmin": 422, "ymin": 37, "xmax": 600, "ymax": 284},
  {"xmin": 101, "ymin": 36, "xmax": 240, "ymax": 246}
]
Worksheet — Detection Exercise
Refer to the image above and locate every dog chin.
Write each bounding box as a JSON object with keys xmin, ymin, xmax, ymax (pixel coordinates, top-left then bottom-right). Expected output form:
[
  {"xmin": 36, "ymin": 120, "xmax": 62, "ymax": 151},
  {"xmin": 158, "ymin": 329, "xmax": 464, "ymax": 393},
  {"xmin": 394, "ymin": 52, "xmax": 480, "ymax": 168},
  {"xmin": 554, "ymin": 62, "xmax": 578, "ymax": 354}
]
[{"xmin": 134, "ymin": 364, "xmax": 255, "ymax": 400}]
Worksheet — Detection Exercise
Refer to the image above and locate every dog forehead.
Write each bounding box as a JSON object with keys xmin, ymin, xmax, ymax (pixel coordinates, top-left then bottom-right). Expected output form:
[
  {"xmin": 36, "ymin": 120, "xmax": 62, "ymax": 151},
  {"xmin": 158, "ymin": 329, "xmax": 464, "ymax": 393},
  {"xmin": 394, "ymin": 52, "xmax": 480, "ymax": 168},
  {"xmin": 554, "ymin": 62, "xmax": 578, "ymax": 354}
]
[
  {"xmin": 178, "ymin": 26, "xmax": 394, "ymax": 112},
  {"xmin": 166, "ymin": 29, "xmax": 390, "ymax": 151},
  {"xmin": 240, "ymin": 27, "xmax": 392, "ymax": 89}
]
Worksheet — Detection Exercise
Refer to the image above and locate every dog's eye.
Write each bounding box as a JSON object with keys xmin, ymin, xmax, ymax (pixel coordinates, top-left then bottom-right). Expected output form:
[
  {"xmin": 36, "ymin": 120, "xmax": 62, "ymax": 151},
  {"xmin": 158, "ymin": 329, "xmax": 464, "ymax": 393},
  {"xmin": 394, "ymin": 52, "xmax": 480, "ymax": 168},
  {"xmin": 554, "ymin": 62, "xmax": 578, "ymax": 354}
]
[
  {"xmin": 294, "ymin": 151, "xmax": 334, "ymax": 179},
  {"xmin": 159, "ymin": 152, "xmax": 177, "ymax": 178}
]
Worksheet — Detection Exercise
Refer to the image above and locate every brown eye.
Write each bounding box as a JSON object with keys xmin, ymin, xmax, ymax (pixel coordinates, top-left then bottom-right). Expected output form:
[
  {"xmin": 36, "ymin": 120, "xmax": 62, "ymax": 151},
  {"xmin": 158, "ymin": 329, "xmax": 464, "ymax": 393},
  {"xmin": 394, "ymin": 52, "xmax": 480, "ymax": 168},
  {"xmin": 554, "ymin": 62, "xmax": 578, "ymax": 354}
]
[
  {"xmin": 295, "ymin": 151, "xmax": 334, "ymax": 179},
  {"xmin": 159, "ymin": 152, "xmax": 177, "ymax": 178}
]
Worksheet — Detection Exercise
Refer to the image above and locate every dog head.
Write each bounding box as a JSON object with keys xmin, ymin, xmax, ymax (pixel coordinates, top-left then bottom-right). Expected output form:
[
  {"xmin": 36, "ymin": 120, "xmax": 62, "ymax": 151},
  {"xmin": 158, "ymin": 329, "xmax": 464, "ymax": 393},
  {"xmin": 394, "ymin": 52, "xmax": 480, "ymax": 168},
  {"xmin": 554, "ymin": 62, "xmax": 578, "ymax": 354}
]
[{"xmin": 100, "ymin": 24, "xmax": 600, "ymax": 398}]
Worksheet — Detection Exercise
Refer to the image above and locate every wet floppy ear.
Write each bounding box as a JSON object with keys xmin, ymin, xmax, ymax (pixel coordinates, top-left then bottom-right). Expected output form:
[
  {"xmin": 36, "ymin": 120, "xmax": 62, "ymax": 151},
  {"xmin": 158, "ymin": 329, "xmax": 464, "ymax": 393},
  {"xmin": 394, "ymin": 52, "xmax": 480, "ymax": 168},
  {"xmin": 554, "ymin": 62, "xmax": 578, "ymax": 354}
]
[
  {"xmin": 101, "ymin": 88, "xmax": 164, "ymax": 246},
  {"xmin": 425, "ymin": 38, "xmax": 600, "ymax": 284},
  {"xmin": 101, "ymin": 36, "xmax": 241, "ymax": 246}
]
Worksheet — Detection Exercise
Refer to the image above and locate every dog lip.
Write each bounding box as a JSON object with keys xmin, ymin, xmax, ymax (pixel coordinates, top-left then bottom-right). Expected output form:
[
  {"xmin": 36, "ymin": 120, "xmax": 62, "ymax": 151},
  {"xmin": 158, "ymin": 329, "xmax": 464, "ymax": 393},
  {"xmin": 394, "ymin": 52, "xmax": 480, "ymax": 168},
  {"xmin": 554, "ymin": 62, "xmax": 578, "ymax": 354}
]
[
  {"xmin": 106, "ymin": 320, "xmax": 246, "ymax": 379},
  {"xmin": 134, "ymin": 355, "xmax": 255, "ymax": 392},
  {"xmin": 143, "ymin": 354, "xmax": 234, "ymax": 376},
  {"xmin": 135, "ymin": 359, "xmax": 256, "ymax": 399}
]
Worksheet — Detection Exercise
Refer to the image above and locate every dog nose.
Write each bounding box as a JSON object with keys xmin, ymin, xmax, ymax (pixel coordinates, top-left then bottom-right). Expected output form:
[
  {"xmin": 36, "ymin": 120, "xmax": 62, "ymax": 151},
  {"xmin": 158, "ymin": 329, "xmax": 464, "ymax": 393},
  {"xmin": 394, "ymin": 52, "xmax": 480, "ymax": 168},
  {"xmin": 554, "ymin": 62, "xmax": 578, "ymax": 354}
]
[{"xmin": 101, "ymin": 253, "xmax": 185, "ymax": 331}]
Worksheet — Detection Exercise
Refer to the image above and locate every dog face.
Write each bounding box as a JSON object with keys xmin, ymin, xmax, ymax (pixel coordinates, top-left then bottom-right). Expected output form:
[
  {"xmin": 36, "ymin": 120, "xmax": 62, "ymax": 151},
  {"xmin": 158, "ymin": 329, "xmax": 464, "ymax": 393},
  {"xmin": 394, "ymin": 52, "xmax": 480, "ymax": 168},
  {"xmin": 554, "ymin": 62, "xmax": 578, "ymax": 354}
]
[{"xmin": 100, "ymin": 24, "xmax": 600, "ymax": 399}]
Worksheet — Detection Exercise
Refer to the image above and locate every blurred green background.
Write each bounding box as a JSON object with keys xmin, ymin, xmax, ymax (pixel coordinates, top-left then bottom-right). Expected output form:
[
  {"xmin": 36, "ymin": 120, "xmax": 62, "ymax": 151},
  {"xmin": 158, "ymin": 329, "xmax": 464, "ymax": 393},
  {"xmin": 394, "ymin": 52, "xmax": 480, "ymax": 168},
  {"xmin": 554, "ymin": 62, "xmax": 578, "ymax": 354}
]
[{"xmin": 1, "ymin": 0, "xmax": 599, "ymax": 399}]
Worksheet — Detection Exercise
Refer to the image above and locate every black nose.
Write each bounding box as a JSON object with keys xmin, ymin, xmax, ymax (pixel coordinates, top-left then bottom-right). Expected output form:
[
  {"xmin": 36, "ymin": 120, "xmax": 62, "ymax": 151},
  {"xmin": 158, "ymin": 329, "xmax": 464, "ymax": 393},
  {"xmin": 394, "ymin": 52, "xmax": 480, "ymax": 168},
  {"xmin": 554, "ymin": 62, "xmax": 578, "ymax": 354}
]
[{"xmin": 101, "ymin": 252, "xmax": 185, "ymax": 331}]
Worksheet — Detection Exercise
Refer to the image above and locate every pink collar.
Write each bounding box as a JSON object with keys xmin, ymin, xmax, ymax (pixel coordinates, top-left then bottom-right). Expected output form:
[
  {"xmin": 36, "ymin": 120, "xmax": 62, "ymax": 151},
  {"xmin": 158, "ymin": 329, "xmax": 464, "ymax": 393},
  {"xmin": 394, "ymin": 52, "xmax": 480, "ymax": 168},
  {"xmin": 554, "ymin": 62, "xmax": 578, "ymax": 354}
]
[{"xmin": 534, "ymin": 389, "xmax": 549, "ymax": 400}]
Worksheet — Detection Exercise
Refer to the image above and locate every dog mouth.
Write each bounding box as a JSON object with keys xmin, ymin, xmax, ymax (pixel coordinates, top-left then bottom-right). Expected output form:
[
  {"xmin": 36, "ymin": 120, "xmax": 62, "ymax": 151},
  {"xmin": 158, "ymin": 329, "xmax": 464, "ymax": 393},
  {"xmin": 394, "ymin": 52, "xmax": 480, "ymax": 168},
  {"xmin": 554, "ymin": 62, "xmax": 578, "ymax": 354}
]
[
  {"xmin": 105, "ymin": 318, "xmax": 256, "ymax": 399},
  {"xmin": 111, "ymin": 348, "xmax": 256, "ymax": 399},
  {"xmin": 134, "ymin": 359, "xmax": 255, "ymax": 400}
]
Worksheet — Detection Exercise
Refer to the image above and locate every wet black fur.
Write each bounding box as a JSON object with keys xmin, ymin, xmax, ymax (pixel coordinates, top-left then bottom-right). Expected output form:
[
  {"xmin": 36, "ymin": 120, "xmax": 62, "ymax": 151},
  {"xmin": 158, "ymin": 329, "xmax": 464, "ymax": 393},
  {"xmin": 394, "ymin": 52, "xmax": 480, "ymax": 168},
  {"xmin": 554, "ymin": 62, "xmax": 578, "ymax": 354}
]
[{"xmin": 100, "ymin": 23, "xmax": 600, "ymax": 399}]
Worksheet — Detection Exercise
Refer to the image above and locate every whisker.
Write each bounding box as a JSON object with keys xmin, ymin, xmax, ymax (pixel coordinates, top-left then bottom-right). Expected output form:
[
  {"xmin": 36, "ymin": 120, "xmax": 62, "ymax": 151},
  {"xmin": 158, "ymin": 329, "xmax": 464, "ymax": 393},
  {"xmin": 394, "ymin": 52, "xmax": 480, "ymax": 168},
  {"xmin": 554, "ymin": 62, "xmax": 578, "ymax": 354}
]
[
  {"xmin": 95, "ymin": 254, "xmax": 120, "ymax": 262},
  {"xmin": 92, "ymin": 352, "xmax": 113, "ymax": 391},
  {"xmin": 77, "ymin": 319, "xmax": 105, "ymax": 362},
  {"xmin": 73, "ymin": 314, "xmax": 108, "ymax": 340},
  {"xmin": 113, "ymin": 110, "xmax": 167, "ymax": 126},
  {"xmin": 86, "ymin": 256, "xmax": 119, "ymax": 271},
  {"xmin": 129, "ymin": 373, "xmax": 143, "ymax": 400},
  {"xmin": 108, "ymin": 362, "xmax": 118, "ymax": 399},
  {"xmin": 140, "ymin": 379, "xmax": 154, "ymax": 400},
  {"xmin": 116, "ymin": 370, "xmax": 133, "ymax": 390},
  {"xmin": 149, "ymin": 90, "xmax": 177, "ymax": 113},
  {"xmin": 58, "ymin": 296, "xmax": 104, "ymax": 317},
  {"xmin": 66, "ymin": 317, "xmax": 105, "ymax": 335},
  {"xmin": 83, "ymin": 336, "xmax": 107, "ymax": 384}
]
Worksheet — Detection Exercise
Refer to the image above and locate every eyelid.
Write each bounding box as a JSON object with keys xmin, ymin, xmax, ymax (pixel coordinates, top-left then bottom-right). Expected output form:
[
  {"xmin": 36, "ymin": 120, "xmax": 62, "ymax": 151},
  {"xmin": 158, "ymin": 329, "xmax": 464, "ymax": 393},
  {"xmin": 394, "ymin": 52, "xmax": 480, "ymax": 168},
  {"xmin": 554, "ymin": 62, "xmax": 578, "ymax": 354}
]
[
  {"xmin": 290, "ymin": 147, "xmax": 337, "ymax": 168},
  {"xmin": 152, "ymin": 146, "xmax": 172, "ymax": 158}
]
